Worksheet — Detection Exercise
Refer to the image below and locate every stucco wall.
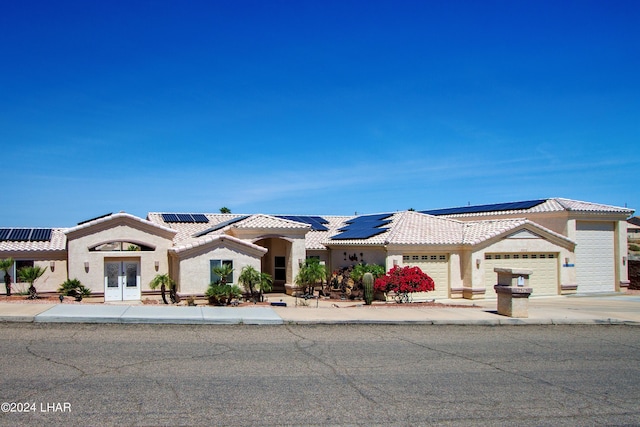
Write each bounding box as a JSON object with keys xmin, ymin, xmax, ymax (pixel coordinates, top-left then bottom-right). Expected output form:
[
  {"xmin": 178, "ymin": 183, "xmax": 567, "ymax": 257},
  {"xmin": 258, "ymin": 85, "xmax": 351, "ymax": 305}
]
[
  {"xmin": 329, "ymin": 247, "xmax": 387, "ymax": 272},
  {"xmin": 6, "ymin": 255, "xmax": 68, "ymax": 293},
  {"xmin": 472, "ymin": 234, "xmax": 573, "ymax": 295},
  {"xmin": 174, "ymin": 245, "xmax": 263, "ymax": 294},
  {"xmin": 66, "ymin": 221, "xmax": 174, "ymax": 295}
]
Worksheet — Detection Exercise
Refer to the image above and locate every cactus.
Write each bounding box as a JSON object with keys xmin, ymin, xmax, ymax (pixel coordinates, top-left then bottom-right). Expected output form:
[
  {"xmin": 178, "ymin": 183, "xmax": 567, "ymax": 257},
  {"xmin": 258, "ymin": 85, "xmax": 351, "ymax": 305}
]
[{"xmin": 363, "ymin": 272, "xmax": 374, "ymax": 305}]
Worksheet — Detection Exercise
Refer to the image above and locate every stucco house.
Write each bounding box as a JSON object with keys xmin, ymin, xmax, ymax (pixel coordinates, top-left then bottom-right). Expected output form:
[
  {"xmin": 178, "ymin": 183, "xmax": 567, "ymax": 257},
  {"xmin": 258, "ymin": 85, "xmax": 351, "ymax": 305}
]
[{"xmin": 0, "ymin": 198, "xmax": 632, "ymax": 301}]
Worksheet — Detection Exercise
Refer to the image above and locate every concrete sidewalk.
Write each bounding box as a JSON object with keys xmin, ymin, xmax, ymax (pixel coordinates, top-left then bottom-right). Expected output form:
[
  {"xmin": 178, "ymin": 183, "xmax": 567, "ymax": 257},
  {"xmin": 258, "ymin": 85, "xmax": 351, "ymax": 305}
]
[{"xmin": 0, "ymin": 293, "xmax": 639, "ymax": 325}]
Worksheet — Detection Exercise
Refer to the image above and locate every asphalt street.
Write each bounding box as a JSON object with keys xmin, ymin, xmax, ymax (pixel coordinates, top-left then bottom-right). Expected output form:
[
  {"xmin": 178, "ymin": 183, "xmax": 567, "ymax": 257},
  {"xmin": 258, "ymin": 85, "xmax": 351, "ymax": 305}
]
[{"xmin": 0, "ymin": 323, "xmax": 639, "ymax": 426}]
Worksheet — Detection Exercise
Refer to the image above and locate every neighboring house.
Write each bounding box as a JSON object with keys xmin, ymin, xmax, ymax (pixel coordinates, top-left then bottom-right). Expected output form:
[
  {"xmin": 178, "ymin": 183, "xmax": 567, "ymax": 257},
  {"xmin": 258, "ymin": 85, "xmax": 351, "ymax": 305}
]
[
  {"xmin": 628, "ymin": 217, "xmax": 640, "ymax": 241},
  {"xmin": 0, "ymin": 198, "xmax": 633, "ymax": 301}
]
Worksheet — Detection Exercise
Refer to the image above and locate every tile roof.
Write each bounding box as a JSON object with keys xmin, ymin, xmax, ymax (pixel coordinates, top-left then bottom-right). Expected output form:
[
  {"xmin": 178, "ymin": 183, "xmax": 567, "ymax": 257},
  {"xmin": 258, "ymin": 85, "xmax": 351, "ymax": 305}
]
[
  {"xmin": 0, "ymin": 228, "xmax": 67, "ymax": 252},
  {"xmin": 65, "ymin": 212, "xmax": 176, "ymax": 236},
  {"xmin": 170, "ymin": 234, "xmax": 268, "ymax": 254},
  {"xmin": 148, "ymin": 213, "xmax": 311, "ymax": 247},
  {"xmin": 428, "ymin": 198, "xmax": 633, "ymax": 218},
  {"xmin": 147, "ymin": 213, "xmax": 238, "ymax": 245},
  {"xmin": 385, "ymin": 211, "xmax": 463, "ymax": 245},
  {"xmin": 233, "ymin": 214, "xmax": 311, "ymax": 230}
]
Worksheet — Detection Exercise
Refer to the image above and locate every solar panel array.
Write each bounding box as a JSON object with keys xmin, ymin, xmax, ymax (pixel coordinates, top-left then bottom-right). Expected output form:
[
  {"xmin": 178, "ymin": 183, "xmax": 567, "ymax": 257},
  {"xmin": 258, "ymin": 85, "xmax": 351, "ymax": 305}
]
[
  {"xmin": 161, "ymin": 213, "xmax": 210, "ymax": 223},
  {"xmin": 193, "ymin": 215, "xmax": 250, "ymax": 237},
  {"xmin": 331, "ymin": 213, "xmax": 393, "ymax": 240},
  {"xmin": 0, "ymin": 228, "xmax": 53, "ymax": 242},
  {"xmin": 275, "ymin": 215, "xmax": 329, "ymax": 231},
  {"xmin": 421, "ymin": 199, "xmax": 547, "ymax": 216}
]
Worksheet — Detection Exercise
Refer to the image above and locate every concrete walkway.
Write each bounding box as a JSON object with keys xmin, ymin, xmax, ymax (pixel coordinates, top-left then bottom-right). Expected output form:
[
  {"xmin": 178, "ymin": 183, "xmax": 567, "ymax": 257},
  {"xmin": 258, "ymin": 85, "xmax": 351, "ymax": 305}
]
[{"xmin": 1, "ymin": 293, "xmax": 639, "ymax": 325}]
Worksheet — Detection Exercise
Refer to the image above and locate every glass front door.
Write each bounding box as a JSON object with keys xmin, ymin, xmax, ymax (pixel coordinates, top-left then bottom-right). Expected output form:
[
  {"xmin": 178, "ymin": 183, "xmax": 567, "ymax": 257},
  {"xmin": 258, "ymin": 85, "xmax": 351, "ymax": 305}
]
[{"xmin": 104, "ymin": 260, "xmax": 141, "ymax": 301}]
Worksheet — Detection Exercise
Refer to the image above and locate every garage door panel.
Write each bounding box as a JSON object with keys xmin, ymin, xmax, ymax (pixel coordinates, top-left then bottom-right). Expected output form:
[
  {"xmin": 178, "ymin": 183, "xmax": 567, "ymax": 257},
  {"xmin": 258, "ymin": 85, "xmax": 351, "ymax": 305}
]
[
  {"xmin": 576, "ymin": 221, "xmax": 614, "ymax": 293},
  {"xmin": 403, "ymin": 254, "xmax": 449, "ymax": 300},
  {"xmin": 484, "ymin": 253, "xmax": 559, "ymax": 297}
]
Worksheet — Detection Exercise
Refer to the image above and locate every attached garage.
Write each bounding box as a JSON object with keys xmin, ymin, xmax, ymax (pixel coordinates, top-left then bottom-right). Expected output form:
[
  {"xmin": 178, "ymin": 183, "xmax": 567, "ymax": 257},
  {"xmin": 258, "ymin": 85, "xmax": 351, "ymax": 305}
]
[
  {"xmin": 403, "ymin": 254, "xmax": 449, "ymax": 299},
  {"xmin": 484, "ymin": 253, "xmax": 559, "ymax": 297},
  {"xmin": 575, "ymin": 221, "xmax": 615, "ymax": 293}
]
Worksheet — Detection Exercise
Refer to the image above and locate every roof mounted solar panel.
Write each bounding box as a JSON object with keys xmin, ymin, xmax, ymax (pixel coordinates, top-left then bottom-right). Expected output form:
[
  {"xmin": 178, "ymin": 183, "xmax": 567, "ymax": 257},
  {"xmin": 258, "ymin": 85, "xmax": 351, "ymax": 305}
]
[
  {"xmin": 193, "ymin": 215, "xmax": 249, "ymax": 237},
  {"xmin": 0, "ymin": 229, "xmax": 11, "ymax": 241},
  {"xmin": 30, "ymin": 228, "xmax": 52, "ymax": 241},
  {"xmin": 421, "ymin": 199, "xmax": 546, "ymax": 216},
  {"xmin": 161, "ymin": 213, "xmax": 180, "ymax": 223},
  {"xmin": 343, "ymin": 213, "xmax": 393, "ymax": 225},
  {"xmin": 191, "ymin": 214, "xmax": 209, "ymax": 223},
  {"xmin": 331, "ymin": 213, "xmax": 393, "ymax": 240},
  {"xmin": 176, "ymin": 213, "xmax": 194, "ymax": 222},
  {"xmin": 10, "ymin": 229, "xmax": 32, "ymax": 241},
  {"xmin": 331, "ymin": 227, "xmax": 389, "ymax": 240},
  {"xmin": 275, "ymin": 215, "xmax": 329, "ymax": 231}
]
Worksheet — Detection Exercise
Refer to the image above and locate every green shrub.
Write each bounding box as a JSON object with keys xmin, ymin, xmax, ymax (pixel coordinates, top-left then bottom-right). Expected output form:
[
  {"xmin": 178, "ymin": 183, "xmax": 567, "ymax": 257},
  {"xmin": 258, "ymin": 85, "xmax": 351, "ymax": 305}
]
[
  {"xmin": 206, "ymin": 283, "xmax": 242, "ymax": 305},
  {"xmin": 58, "ymin": 278, "xmax": 92, "ymax": 297},
  {"xmin": 629, "ymin": 244, "xmax": 640, "ymax": 252}
]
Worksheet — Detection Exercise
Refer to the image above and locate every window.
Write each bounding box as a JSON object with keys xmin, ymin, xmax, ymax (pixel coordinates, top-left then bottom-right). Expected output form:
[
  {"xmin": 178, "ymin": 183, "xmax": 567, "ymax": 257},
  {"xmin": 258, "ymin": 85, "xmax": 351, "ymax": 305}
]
[
  {"xmin": 412, "ymin": 255, "xmax": 419, "ymax": 261},
  {"xmin": 403, "ymin": 255, "xmax": 410, "ymax": 261},
  {"xmin": 439, "ymin": 255, "xmax": 446, "ymax": 261},
  {"xmin": 274, "ymin": 256, "xmax": 286, "ymax": 281},
  {"xmin": 15, "ymin": 260, "xmax": 34, "ymax": 283},
  {"xmin": 210, "ymin": 260, "xmax": 233, "ymax": 284}
]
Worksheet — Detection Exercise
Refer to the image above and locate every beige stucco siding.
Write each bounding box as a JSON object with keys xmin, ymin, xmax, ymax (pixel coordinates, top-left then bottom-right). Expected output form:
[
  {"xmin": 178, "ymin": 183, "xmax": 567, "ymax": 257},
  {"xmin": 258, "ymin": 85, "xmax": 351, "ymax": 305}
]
[
  {"xmin": 170, "ymin": 236, "xmax": 267, "ymax": 295},
  {"xmin": 7, "ymin": 255, "xmax": 68, "ymax": 293},
  {"xmin": 328, "ymin": 247, "xmax": 387, "ymax": 273},
  {"xmin": 66, "ymin": 219, "xmax": 174, "ymax": 295},
  {"xmin": 473, "ymin": 232, "xmax": 571, "ymax": 297}
]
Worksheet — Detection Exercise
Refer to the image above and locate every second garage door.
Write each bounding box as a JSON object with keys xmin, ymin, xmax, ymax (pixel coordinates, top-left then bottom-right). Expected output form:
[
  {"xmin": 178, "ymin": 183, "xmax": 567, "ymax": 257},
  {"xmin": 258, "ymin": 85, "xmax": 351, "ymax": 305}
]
[
  {"xmin": 484, "ymin": 253, "xmax": 559, "ymax": 297},
  {"xmin": 403, "ymin": 254, "xmax": 449, "ymax": 300},
  {"xmin": 575, "ymin": 221, "xmax": 615, "ymax": 293}
]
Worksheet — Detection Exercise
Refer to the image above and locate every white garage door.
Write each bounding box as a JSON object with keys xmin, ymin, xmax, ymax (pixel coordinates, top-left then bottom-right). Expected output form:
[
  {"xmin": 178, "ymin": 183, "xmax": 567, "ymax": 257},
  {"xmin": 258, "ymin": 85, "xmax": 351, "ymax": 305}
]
[
  {"xmin": 575, "ymin": 221, "xmax": 615, "ymax": 293},
  {"xmin": 403, "ymin": 254, "xmax": 449, "ymax": 300},
  {"xmin": 484, "ymin": 253, "xmax": 559, "ymax": 297}
]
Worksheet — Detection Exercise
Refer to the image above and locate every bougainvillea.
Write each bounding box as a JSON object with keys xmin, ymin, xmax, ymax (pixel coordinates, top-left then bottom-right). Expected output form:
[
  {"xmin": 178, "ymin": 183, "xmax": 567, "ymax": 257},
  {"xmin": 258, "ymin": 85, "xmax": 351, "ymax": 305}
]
[{"xmin": 374, "ymin": 266, "xmax": 435, "ymax": 303}]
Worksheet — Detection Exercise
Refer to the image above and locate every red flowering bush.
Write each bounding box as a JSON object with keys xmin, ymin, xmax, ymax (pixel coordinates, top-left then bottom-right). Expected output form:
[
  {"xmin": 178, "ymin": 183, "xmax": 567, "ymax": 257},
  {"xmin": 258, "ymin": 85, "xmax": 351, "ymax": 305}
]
[{"xmin": 374, "ymin": 266, "xmax": 435, "ymax": 303}]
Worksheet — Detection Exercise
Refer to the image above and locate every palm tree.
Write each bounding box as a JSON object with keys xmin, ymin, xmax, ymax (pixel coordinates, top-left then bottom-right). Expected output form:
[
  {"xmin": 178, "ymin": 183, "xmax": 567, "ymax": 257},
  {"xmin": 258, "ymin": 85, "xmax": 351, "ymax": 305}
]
[
  {"xmin": 149, "ymin": 274, "xmax": 174, "ymax": 304},
  {"xmin": 294, "ymin": 258, "xmax": 326, "ymax": 296},
  {"xmin": 238, "ymin": 265, "xmax": 260, "ymax": 299},
  {"xmin": 0, "ymin": 258, "xmax": 14, "ymax": 296},
  {"xmin": 18, "ymin": 265, "xmax": 47, "ymax": 299},
  {"xmin": 257, "ymin": 272, "xmax": 273, "ymax": 302},
  {"xmin": 238, "ymin": 266, "xmax": 273, "ymax": 302}
]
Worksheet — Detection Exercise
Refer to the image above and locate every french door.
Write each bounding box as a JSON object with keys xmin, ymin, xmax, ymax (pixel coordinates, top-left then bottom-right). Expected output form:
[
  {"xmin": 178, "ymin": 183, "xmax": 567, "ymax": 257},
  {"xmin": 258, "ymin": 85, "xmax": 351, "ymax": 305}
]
[{"xmin": 104, "ymin": 260, "xmax": 141, "ymax": 301}]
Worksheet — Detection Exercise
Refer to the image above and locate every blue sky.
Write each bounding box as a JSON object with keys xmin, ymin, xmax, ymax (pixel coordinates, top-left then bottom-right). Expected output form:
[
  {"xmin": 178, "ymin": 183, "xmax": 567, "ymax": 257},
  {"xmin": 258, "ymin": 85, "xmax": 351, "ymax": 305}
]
[{"xmin": 1, "ymin": 0, "xmax": 638, "ymax": 227}]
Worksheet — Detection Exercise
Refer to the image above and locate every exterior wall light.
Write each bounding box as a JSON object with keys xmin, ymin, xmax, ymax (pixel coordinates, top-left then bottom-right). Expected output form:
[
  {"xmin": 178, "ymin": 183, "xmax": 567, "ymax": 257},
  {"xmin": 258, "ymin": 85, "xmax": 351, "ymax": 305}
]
[
  {"xmin": 476, "ymin": 259, "xmax": 481, "ymax": 269},
  {"xmin": 50, "ymin": 261, "xmax": 55, "ymax": 272},
  {"xmin": 154, "ymin": 261, "xmax": 160, "ymax": 271},
  {"xmin": 84, "ymin": 262, "xmax": 90, "ymax": 272}
]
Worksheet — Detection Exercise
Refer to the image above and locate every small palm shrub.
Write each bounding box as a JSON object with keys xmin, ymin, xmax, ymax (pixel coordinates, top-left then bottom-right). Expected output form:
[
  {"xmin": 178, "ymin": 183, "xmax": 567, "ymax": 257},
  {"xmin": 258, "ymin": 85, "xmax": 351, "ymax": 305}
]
[
  {"xmin": 206, "ymin": 283, "xmax": 242, "ymax": 305},
  {"xmin": 58, "ymin": 278, "xmax": 91, "ymax": 301}
]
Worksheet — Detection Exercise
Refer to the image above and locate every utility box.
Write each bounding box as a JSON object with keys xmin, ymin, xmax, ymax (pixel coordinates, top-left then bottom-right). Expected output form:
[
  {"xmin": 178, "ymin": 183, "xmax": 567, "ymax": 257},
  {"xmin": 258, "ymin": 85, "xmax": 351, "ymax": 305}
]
[{"xmin": 493, "ymin": 268, "xmax": 533, "ymax": 318}]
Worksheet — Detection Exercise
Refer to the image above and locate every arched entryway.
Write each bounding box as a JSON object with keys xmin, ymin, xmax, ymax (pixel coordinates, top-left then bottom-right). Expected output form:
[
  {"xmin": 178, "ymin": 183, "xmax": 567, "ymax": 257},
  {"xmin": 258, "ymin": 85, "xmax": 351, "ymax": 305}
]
[{"xmin": 253, "ymin": 237, "xmax": 293, "ymax": 293}]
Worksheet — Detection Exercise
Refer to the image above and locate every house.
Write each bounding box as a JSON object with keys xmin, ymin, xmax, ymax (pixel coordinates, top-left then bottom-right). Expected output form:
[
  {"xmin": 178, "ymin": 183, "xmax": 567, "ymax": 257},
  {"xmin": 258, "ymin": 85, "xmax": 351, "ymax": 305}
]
[
  {"xmin": 628, "ymin": 217, "xmax": 640, "ymax": 241},
  {"xmin": 0, "ymin": 198, "xmax": 633, "ymax": 301}
]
